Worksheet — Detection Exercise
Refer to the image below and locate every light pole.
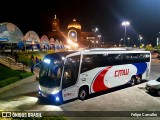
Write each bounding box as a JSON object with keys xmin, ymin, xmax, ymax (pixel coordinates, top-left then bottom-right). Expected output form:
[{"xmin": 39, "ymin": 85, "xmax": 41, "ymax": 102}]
[
  {"xmin": 139, "ymin": 35, "xmax": 143, "ymax": 47},
  {"xmin": 122, "ymin": 21, "xmax": 130, "ymax": 47},
  {"xmin": 157, "ymin": 32, "xmax": 160, "ymax": 46},
  {"xmin": 97, "ymin": 35, "xmax": 101, "ymax": 41},
  {"xmin": 92, "ymin": 27, "xmax": 99, "ymax": 48},
  {"xmin": 120, "ymin": 38, "xmax": 123, "ymax": 45},
  {"xmin": 97, "ymin": 34, "xmax": 101, "ymax": 47},
  {"xmin": 127, "ymin": 37, "xmax": 130, "ymax": 47},
  {"xmin": 92, "ymin": 27, "xmax": 98, "ymax": 33}
]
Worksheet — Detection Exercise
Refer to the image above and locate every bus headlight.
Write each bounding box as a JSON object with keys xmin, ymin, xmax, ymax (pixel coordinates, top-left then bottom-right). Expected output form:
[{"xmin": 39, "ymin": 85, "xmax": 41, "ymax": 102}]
[
  {"xmin": 44, "ymin": 59, "xmax": 50, "ymax": 64},
  {"xmin": 38, "ymin": 85, "xmax": 41, "ymax": 91},
  {"xmin": 52, "ymin": 89, "xmax": 60, "ymax": 94},
  {"xmin": 55, "ymin": 97, "xmax": 60, "ymax": 101}
]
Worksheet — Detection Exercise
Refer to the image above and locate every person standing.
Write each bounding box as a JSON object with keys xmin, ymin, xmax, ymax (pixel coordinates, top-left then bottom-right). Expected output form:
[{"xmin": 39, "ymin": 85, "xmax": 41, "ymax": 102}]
[
  {"xmin": 31, "ymin": 55, "xmax": 34, "ymax": 60},
  {"xmin": 30, "ymin": 58, "xmax": 35, "ymax": 73},
  {"xmin": 30, "ymin": 55, "xmax": 35, "ymax": 72},
  {"xmin": 35, "ymin": 57, "xmax": 39, "ymax": 63}
]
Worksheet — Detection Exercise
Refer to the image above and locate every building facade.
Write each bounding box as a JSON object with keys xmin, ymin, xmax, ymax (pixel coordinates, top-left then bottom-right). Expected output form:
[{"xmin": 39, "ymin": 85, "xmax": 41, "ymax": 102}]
[{"xmin": 47, "ymin": 15, "xmax": 101, "ymax": 48}]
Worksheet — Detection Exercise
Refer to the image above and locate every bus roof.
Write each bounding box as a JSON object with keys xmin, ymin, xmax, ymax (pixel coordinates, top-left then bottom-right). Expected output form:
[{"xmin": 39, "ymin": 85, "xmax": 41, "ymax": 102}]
[
  {"xmin": 44, "ymin": 48, "xmax": 150, "ymax": 60},
  {"xmin": 88, "ymin": 48, "xmax": 127, "ymax": 51},
  {"xmin": 44, "ymin": 51, "xmax": 77, "ymax": 61},
  {"xmin": 79, "ymin": 48, "xmax": 149, "ymax": 52},
  {"xmin": 84, "ymin": 48, "xmax": 150, "ymax": 54}
]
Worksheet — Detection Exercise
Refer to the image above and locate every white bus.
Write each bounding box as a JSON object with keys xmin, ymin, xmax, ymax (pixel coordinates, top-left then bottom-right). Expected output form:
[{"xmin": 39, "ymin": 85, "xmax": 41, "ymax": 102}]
[{"xmin": 38, "ymin": 48, "xmax": 151, "ymax": 103}]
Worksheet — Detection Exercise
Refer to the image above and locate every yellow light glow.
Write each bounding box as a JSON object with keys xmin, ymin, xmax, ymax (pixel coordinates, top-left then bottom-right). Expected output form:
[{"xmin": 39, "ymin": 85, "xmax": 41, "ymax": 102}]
[{"xmin": 67, "ymin": 39, "xmax": 71, "ymax": 44}]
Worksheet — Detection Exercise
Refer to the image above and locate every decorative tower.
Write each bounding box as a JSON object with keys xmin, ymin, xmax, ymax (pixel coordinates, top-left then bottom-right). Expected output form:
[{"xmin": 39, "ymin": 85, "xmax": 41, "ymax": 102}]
[
  {"xmin": 67, "ymin": 19, "xmax": 81, "ymax": 42},
  {"xmin": 52, "ymin": 15, "xmax": 60, "ymax": 31}
]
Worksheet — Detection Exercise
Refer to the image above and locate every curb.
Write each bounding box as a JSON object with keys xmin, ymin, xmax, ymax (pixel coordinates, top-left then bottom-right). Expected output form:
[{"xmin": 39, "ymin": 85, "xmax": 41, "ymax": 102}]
[{"xmin": 0, "ymin": 75, "xmax": 36, "ymax": 94}]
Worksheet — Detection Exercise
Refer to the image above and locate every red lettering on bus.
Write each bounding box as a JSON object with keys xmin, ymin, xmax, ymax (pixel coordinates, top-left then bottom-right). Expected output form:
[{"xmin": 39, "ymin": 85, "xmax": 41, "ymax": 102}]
[
  {"xmin": 114, "ymin": 69, "xmax": 129, "ymax": 77},
  {"xmin": 64, "ymin": 93, "xmax": 72, "ymax": 97}
]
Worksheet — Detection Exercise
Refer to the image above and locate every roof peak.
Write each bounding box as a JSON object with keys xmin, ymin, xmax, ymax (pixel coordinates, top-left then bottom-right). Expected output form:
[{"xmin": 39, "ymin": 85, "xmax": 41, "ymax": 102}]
[
  {"xmin": 54, "ymin": 14, "xmax": 57, "ymax": 19},
  {"xmin": 68, "ymin": 19, "xmax": 81, "ymax": 30}
]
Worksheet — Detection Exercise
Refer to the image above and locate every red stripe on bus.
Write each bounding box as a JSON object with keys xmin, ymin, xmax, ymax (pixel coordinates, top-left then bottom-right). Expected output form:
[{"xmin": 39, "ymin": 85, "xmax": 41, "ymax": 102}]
[{"xmin": 92, "ymin": 66, "xmax": 112, "ymax": 92}]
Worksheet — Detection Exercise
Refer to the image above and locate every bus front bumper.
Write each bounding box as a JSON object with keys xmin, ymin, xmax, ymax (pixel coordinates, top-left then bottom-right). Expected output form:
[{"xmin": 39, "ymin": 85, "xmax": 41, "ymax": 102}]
[{"xmin": 38, "ymin": 90, "xmax": 62, "ymax": 102}]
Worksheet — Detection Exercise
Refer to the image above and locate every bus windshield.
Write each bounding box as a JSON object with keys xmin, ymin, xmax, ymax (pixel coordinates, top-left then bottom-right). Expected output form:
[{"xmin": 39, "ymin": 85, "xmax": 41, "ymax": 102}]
[
  {"xmin": 39, "ymin": 60, "xmax": 62, "ymax": 88},
  {"xmin": 156, "ymin": 77, "xmax": 160, "ymax": 82}
]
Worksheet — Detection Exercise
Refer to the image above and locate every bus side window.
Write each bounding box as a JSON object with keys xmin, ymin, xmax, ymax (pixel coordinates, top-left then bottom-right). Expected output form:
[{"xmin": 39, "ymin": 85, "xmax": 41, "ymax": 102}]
[
  {"xmin": 81, "ymin": 55, "xmax": 98, "ymax": 73},
  {"xmin": 62, "ymin": 56, "xmax": 80, "ymax": 89}
]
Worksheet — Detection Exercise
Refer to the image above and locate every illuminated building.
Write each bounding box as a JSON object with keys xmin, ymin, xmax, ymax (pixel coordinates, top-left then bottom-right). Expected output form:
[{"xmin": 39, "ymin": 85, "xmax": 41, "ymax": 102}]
[{"xmin": 47, "ymin": 15, "xmax": 100, "ymax": 48}]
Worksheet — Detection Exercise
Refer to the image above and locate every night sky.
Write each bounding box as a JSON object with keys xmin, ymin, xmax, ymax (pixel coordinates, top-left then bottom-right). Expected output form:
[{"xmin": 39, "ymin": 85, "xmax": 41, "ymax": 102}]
[{"xmin": 1, "ymin": 0, "xmax": 160, "ymax": 46}]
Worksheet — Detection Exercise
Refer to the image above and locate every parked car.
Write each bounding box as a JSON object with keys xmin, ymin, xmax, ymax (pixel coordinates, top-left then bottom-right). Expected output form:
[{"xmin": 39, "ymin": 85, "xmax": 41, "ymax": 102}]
[{"xmin": 145, "ymin": 77, "xmax": 160, "ymax": 96}]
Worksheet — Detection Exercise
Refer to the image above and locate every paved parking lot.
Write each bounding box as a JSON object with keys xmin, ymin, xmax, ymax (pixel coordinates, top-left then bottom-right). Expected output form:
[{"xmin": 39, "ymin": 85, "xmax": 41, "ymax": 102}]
[
  {"xmin": 60, "ymin": 83, "xmax": 160, "ymax": 111},
  {"xmin": 0, "ymin": 63, "xmax": 160, "ymax": 120},
  {"xmin": 138, "ymin": 83, "xmax": 160, "ymax": 102}
]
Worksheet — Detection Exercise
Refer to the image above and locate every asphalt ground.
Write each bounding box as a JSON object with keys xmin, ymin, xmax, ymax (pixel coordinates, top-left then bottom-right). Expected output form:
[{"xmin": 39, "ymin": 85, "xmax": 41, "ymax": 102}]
[{"xmin": 0, "ymin": 63, "xmax": 160, "ymax": 120}]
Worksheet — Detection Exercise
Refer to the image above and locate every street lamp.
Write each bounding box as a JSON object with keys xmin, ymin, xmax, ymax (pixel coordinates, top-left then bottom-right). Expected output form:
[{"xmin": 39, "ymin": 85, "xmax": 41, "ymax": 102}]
[
  {"xmin": 157, "ymin": 32, "xmax": 160, "ymax": 46},
  {"xmin": 92, "ymin": 27, "xmax": 99, "ymax": 33},
  {"xmin": 97, "ymin": 35, "xmax": 101, "ymax": 41},
  {"xmin": 97, "ymin": 35, "xmax": 101, "ymax": 47},
  {"xmin": 92, "ymin": 27, "xmax": 99, "ymax": 48},
  {"xmin": 122, "ymin": 21, "xmax": 130, "ymax": 46},
  {"xmin": 127, "ymin": 37, "xmax": 130, "ymax": 47},
  {"xmin": 120, "ymin": 38, "xmax": 123, "ymax": 45},
  {"xmin": 139, "ymin": 35, "xmax": 143, "ymax": 47}
]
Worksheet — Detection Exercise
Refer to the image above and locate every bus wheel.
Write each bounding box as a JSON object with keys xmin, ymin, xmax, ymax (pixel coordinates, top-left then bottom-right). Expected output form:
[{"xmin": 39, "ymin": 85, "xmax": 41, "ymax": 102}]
[
  {"xmin": 136, "ymin": 75, "xmax": 142, "ymax": 84},
  {"xmin": 130, "ymin": 77, "xmax": 136, "ymax": 86},
  {"xmin": 136, "ymin": 77, "xmax": 141, "ymax": 84},
  {"xmin": 78, "ymin": 88, "xmax": 88, "ymax": 100}
]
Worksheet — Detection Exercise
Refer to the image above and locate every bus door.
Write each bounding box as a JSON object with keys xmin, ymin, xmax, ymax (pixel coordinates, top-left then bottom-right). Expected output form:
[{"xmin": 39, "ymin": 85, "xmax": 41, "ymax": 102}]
[{"xmin": 62, "ymin": 55, "xmax": 80, "ymax": 101}]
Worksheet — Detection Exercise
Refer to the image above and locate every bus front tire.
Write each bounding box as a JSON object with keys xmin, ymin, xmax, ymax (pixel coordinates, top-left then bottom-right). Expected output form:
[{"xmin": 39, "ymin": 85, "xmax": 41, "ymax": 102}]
[{"xmin": 78, "ymin": 88, "xmax": 88, "ymax": 100}]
